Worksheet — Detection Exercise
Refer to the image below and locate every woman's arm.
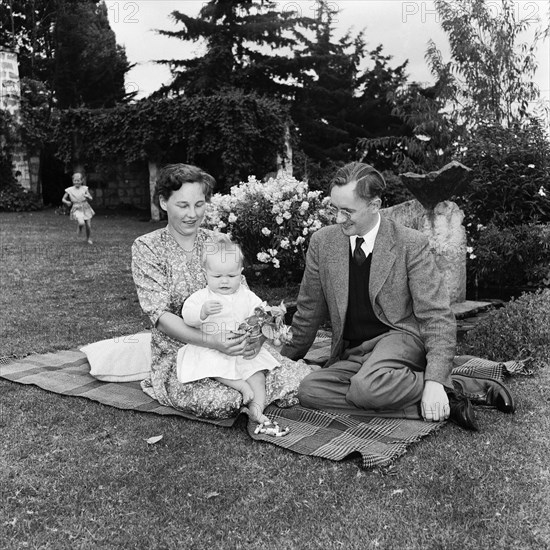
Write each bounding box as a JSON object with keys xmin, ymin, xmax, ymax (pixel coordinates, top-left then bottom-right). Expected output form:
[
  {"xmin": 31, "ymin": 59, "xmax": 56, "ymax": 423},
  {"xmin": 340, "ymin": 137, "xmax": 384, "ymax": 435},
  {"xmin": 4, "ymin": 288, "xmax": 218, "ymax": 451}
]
[
  {"xmin": 132, "ymin": 238, "xmax": 248, "ymax": 356},
  {"xmin": 157, "ymin": 311, "xmax": 247, "ymax": 356}
]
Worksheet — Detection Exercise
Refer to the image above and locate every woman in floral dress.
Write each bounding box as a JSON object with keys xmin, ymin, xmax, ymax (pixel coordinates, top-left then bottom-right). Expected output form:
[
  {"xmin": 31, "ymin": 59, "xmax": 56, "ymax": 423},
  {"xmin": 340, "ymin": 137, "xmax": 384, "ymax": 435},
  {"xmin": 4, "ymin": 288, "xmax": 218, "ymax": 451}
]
[{"xmin": 131, "ymin": 164, "xmax": 312, "ymax": 420}]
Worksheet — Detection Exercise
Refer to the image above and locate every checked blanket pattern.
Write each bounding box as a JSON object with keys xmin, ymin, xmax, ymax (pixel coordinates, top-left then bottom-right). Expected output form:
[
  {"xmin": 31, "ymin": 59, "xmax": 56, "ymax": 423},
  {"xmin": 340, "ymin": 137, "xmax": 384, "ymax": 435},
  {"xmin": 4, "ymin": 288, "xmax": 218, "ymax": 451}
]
[{"xmin": 0, "ymin": 335, "xmax": 528, "ymax": 469}]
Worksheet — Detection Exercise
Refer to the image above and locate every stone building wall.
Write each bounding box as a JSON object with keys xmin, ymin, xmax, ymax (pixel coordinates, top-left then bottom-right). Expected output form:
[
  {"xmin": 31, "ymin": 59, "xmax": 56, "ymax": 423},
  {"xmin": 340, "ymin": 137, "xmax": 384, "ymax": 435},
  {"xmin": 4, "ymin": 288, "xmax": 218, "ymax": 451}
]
[
  {"xmin": 0, "ymin": 47, "xmax": 34, "ymax": 191},
  {"xmin": 85, "ymin": 160, "xmax": 150, "ymax": 210},
  {"xmin": 0, "ymin": 49, "xmax": 20, "ymax": 116}
]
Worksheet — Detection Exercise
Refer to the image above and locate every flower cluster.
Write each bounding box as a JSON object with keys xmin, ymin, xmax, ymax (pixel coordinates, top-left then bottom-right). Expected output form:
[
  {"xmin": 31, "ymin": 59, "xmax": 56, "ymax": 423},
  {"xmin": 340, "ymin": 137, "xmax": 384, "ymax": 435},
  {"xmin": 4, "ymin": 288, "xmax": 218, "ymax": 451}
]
[
  {"xmin": 204, "ymin": 173, "xmax": 334, "ymax": 282},
  {"xmin": 238, "ymin": 302, "xmax": 292, "ymax": 347}
]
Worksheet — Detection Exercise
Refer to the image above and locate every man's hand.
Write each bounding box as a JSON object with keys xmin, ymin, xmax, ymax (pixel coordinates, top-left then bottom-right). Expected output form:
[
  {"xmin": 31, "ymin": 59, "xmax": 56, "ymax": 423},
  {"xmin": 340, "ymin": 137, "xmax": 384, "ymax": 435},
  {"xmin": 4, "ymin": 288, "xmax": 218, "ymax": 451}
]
[
  {"xmin": 421, "ymin": 380, "xmax": 450, "ymax": 422},
  {"xmin": 200, "ymin": 300, "xmax": 223, "ymax": 320}
]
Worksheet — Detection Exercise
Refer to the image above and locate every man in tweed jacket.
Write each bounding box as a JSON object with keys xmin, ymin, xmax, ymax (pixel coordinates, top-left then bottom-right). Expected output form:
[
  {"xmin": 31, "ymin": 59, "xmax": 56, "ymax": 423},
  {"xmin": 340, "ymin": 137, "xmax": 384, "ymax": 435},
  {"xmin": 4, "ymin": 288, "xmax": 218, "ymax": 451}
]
[{"xmin": 281, "ymin": 162, "xmax": 476, "ymax": 428}]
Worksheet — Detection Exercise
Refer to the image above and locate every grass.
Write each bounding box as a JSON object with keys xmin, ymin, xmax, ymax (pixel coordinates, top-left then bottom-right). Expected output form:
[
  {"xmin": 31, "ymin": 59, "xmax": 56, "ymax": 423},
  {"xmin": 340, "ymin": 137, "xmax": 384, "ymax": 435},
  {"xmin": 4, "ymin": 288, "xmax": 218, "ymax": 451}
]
[{"xmin": 1, "ymin": 210, "xmax": 549, "ymax": 549}]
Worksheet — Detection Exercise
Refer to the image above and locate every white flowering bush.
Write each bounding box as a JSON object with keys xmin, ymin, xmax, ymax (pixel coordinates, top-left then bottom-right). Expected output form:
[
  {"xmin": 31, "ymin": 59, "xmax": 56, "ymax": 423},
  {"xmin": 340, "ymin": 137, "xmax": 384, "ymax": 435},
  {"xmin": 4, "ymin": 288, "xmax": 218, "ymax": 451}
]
[{"xmin": 204, "ymin": 173, "xmax": 334, "ymax": 283}]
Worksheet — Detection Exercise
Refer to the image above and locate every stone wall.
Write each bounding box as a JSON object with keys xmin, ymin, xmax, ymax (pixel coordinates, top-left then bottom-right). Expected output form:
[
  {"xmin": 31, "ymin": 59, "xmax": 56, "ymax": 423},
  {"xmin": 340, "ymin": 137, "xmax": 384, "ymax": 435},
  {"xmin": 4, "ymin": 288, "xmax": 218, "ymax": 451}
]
[
  {"xmin": 0, "ymin": 48, "xmax": 34, "ymax": 191},
  {"xmin": 0, "ymin": 49, "xmax": 21, "ymax": 116},
  {"xmin": 382, "ymin": 199, "xmax": 467, "ymax": 304},
  {"xmin": 85, "ymin": 161, "xmax": 150, "ymax": 210}
]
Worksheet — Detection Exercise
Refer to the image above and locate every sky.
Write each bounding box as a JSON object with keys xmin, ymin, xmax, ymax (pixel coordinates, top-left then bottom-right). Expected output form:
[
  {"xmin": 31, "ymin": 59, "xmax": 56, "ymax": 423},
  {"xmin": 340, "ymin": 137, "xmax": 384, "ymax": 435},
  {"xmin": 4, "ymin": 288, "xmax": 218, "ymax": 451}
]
[{"xmin": 106, "ymin": 0, "xmax": 550, "ymax": 116}]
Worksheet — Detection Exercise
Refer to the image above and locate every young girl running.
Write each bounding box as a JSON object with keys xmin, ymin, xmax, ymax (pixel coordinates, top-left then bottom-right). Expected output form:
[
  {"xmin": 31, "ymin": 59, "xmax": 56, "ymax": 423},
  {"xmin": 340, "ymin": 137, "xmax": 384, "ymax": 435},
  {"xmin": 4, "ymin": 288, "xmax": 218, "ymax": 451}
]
[{"xmin": 62, "ymin": 172, "xmax": 95, "ymax": 244}]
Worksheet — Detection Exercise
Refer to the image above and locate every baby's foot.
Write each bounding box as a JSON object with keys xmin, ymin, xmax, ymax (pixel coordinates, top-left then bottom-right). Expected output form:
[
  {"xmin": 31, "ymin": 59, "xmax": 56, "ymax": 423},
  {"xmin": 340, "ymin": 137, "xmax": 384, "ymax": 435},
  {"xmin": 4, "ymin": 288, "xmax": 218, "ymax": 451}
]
[
  {"xmin": 244, "ymin": 401, "xmax": 269, "ymax": 424},
  {"xmin": 239, "ymin": 382, "xmax": 254, "ymax": 405}
]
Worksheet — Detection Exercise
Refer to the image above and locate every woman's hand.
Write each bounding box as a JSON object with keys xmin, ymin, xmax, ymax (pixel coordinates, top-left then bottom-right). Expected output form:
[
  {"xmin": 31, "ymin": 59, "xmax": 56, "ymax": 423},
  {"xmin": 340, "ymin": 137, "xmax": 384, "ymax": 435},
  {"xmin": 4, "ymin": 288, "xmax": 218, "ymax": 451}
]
[
  {"xmin": 242, "ymin": 334, "xmax": 266, "ymax": 360},
  {"xmin": 208, "ymin": 330, "xmax": 248, "ymax": 356}
]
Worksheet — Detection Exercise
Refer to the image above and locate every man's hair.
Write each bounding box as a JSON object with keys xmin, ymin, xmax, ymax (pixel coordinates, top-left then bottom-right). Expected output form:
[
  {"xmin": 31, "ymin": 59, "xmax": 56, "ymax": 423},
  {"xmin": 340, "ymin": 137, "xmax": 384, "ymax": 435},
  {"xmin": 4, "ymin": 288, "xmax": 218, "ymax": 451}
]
[
  {"xmin": 202, "ymin": 233, "xmax": 244, "ymax": 269},
  {"xmin": 155, "ymin": 163, "xmax": 216, "ymax": 204},
  {"xmin": 329, "ymin": 162, "xmax": 386, "ymax": 201}
]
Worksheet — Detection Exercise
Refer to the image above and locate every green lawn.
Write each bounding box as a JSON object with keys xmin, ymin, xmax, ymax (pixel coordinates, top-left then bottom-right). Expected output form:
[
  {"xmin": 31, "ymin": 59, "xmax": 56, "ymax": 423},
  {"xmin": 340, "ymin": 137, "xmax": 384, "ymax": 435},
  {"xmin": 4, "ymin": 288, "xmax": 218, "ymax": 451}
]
[{"xmin": 1, "ymin": 210, "xmax": 549, "ymax": 550}]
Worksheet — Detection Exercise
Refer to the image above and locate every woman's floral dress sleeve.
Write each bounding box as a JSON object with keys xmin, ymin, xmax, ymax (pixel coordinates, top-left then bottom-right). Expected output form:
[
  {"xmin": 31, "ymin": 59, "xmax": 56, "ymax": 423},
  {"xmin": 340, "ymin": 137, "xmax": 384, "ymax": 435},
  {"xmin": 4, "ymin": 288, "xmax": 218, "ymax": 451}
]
[{"xmin": 131, "ymin": 237, "xmax": 170, "ymax": 327}]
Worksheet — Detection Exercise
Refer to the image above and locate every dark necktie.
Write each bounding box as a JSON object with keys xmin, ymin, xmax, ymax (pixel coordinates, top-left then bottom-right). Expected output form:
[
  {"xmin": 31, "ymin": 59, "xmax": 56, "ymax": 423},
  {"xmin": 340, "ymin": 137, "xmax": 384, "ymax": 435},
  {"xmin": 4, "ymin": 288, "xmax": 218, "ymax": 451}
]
[{"xmin": 354, "ymin": 237, "xmax": 367, "ymax": 266}]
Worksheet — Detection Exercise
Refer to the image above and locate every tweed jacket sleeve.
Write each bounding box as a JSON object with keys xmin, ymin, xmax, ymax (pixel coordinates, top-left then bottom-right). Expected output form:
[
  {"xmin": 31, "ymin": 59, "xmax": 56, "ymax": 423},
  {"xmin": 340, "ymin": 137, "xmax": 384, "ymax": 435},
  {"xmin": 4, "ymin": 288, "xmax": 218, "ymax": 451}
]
[
  {"xmin": 397, "ymin": 230, "xmax": 456, "ymax": 387},
  {"xmin": 280, "ymin": 229, "xmax": 329, "ymax": 360}
]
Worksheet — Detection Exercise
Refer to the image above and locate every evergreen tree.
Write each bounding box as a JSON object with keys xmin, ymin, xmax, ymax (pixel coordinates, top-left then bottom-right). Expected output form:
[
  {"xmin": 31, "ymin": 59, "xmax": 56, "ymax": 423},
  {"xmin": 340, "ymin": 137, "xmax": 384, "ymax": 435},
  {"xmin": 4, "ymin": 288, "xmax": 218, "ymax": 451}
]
[
  {"xmin": 291, "ymin": 5, "xmax": 362, "ymax": 164},
  {"xmin": 0, "ymin": 0, "xmax": 57, "ymax": 86},
  {"xmin": 1, "ymin": 0, "xmax": 132, "ymax": 108},
  {"xmin": 156, "ymin": 0, "xmax": 411, "ymax": 187},
  {"xmin": 54, "ymin": 0, "xmax": 133, "ymax": 108},
  {"xmin": 356, "ymin": 46, "xmax": 409, "ymax": 141},
  {"xmin": 155, "ymin": 0, "xmax": 314, "ymax": 97},
  {"xmin": 291, "ymin": 2, "xmax": 409, "ymax": 182}
]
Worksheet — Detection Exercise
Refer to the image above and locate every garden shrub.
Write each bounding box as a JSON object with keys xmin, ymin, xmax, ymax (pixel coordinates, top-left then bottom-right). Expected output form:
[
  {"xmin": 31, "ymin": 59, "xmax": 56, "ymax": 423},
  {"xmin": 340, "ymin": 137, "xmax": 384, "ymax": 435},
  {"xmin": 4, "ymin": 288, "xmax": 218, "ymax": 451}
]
[
  {"xmin": 291, "ymin": 152, "xmax": 344, "ymax": 193},
  {"xmin": 204, "ymin": 174, "xmax": 334, "ymax": 284},
  {"xmin": 0, "ymin": 184, "xmax": 43, "ymax": 212},
  {"xmin": 53, "ymin": 91, "xmax": 289, "ymax": 194},
  {"xmin": 461, "ymin": 289, "xmax": 550, "ymax": 369},
  {"xmin": 455, "ymin": 120, "xmax": 550, "ymax": 289},
  {"xmin": 456, "ymin": 119, "xmax": 550, "ymax": 231},
  {"xmin": 468, "ymin": 223, "xmax": 550, "ymax": 288},
  {"xmin": 380, "ymin": 170, "xmax": 415, "ymax": 207},
  {"xmin": 0, "ymin": 110, "xmax": 18, "ymax": 189}
]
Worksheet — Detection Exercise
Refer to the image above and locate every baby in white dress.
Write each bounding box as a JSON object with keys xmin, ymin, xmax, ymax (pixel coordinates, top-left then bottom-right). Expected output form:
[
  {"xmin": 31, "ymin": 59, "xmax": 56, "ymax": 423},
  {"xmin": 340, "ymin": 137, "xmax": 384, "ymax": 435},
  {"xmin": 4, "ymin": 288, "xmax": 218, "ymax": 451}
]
[{"xmin": 176, "ymin": 237, "xmax": 281, "ymax": 426}]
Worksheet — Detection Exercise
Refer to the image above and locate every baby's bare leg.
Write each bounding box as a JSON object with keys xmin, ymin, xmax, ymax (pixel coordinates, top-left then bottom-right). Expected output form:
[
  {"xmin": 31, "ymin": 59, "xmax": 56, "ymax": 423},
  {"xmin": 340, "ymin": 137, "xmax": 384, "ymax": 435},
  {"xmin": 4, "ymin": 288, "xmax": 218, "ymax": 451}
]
[
  {"xmin": 244, "ymin": 371, "xmax": 269, "ymax": 424},
  {"xmin": 215, "ymin": 377, "xmax": 254, "ymax": 404}
]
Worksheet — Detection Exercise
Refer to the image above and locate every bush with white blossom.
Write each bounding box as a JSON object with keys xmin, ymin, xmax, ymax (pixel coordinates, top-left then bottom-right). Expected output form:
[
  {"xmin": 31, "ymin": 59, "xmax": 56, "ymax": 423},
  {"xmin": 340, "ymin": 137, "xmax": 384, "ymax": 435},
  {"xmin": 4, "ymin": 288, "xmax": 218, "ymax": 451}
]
[{"xmin": 204, "ymin": 173, "xmax": 334, "ymax": 282}]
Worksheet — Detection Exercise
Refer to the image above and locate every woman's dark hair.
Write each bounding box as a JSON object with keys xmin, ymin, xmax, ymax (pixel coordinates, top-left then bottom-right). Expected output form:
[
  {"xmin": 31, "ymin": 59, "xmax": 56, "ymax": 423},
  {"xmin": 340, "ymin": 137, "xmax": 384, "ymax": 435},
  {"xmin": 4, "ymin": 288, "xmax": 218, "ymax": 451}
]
[
  {"xmin": 329, "ymin": 162, "xmax": 386, "ymax": 201},
  {"xmin": 155, "ymin": 164, "xmax": 216, "ymax": 203}
]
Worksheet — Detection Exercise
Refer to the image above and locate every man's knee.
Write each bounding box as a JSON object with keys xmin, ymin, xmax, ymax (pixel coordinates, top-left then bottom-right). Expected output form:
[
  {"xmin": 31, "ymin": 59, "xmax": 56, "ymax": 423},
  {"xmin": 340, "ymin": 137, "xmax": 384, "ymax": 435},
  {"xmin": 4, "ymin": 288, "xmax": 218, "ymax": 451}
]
[
  {"xmin": 347, "ymin": 369, "xmax": 424, "ymax": 410},
  {"xmin": 347, "ymin": 377, "xmax": 388, "ymax": 409},
  {"xmin": 298, "ymin": 372, "xmax": 323, "ymax": 408}
]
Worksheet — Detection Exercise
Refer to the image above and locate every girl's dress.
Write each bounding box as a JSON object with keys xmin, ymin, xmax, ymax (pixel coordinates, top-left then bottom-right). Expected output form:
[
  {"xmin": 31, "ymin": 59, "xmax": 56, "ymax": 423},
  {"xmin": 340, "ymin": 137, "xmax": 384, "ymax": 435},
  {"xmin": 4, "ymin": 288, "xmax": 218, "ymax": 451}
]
[
  {"xmin": 131, "ymin": 227, "xmax": 313, "ymax": 420},
  {"xmin": 64, "ymin": 185, "xmax": 95, "ymax": 222},
  {"xmin": 176, "ymin": 286, "xmax": 279, "ymax": 384}
]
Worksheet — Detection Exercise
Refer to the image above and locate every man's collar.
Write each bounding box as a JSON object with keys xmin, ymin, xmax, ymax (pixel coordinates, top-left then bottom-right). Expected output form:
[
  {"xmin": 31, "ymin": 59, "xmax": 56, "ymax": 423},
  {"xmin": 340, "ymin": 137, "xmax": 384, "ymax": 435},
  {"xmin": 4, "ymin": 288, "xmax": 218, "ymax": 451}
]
[{"xmin": 350, "ymin": 214, "xmax": 381, "ymax": 254}]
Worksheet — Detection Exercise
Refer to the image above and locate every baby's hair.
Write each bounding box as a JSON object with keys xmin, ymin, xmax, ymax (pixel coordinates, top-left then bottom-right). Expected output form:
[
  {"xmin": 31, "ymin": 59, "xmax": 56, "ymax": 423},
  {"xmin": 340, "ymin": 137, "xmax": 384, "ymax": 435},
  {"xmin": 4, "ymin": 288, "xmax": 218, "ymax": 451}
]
[{"xmin": 202, "ymin": 233, "xmax": 244, "ymax": 269}]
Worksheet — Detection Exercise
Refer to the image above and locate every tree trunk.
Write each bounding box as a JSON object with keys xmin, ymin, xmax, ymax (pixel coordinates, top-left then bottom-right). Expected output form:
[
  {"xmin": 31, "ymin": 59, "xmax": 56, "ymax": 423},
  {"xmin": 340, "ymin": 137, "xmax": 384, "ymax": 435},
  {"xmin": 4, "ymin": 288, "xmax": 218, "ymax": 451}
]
[
  {"xmin": 28, "ymin": 153, "xmax": 41, "ymax": 197},
  {"xmin": 148, "ymin": 160, "xmax": 160, "ymax": 221},
  {"xmin": 276, "ymin": 124, "xmax": 293, "ymax": 177}
]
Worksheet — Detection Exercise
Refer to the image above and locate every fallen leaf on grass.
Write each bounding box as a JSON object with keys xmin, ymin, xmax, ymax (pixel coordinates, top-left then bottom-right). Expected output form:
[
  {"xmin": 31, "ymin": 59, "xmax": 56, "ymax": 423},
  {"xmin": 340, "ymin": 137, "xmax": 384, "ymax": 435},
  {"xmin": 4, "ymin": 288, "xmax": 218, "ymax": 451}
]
[
  {"xmin": 205, "ymin": 492, "xmax": 220, "ymax": 499},
  {"xmin": 392, "ymin": 489, "xmax": 404, "ymax": 495},
  {"xmin": 145, "ymin": 435, "xmax": 163, "ymax": 445}
]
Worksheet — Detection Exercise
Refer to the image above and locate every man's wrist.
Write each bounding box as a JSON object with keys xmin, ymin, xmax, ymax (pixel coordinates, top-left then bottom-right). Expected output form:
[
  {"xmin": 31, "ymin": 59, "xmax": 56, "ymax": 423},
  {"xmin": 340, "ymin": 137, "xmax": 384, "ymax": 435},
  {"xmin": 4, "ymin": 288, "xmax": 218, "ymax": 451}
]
[{"xmin": 424, "ymin": 380, "xmax": 444, "ymax": 390}]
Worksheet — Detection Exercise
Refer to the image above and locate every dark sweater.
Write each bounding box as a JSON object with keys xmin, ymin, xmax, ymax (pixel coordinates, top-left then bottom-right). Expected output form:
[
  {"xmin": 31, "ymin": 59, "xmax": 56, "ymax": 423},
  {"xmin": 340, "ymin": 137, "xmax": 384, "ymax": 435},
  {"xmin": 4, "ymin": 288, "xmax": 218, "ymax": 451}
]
[{"xmin": 343, "ymin": 250, "xmax": 389, "ymax": 347}]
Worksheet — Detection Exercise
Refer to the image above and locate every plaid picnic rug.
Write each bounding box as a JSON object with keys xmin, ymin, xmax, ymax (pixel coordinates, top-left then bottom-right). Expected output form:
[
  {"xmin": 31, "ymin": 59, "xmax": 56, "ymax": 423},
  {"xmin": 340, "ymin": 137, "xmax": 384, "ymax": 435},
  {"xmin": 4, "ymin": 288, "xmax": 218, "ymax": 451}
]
[{"xmin": 0, "ymin": 337, "xmax": 528, "ymax": 469}]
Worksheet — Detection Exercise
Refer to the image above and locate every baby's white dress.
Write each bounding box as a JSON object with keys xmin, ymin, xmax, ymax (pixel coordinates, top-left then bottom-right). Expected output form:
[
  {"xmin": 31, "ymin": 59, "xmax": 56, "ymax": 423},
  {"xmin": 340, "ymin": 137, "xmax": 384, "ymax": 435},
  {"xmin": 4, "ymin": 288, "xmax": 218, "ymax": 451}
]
[{"xmin": 176, "ymin": 286, "xmax": 279, "ymax": 384}]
